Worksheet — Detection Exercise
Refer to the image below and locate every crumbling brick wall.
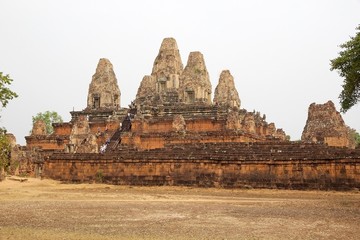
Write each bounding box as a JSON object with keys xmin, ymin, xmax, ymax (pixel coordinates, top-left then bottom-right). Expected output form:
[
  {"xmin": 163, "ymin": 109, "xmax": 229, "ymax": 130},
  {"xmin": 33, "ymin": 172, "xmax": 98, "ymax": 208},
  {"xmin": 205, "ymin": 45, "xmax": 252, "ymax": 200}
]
[{"xmin": 43, "ymin": 142, "xmax": 360, "ymax": 190}]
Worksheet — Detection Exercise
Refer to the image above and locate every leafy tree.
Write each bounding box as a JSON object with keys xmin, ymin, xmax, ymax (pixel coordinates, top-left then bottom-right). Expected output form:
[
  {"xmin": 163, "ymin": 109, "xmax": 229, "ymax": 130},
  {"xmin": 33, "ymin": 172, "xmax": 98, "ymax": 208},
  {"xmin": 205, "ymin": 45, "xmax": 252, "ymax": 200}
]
[
  {"xmin": 0, "ymin": 72, "xmax": 17, "ymax": 178},
  {"xmin": 0, "ymin": 72, "xmax": 18, "ymax": 108},
  {"xmin": 32, "ymin": 111, "xmax": 63, "ymax": 134},
  {"xmin": 355, "ymin": 131, "xmax": 360, "ymax": 148},
  {"xmin": 330, "ymin": 25, "xmax": 360, "ymax": 112},
  {"xmin": 349, "ymin": 129, "xmax": 360, "ymax": 148},
  {"xmin": 0, "ymin": 128, "xmax": 11, "ymax": 179}
]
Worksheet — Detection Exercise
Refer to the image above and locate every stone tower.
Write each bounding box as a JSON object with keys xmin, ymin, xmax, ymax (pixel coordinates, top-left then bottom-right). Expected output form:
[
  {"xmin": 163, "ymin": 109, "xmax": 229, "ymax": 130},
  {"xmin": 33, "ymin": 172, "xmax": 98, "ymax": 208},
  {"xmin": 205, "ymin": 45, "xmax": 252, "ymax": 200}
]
[
  {"xmin": 213, "ymin": 70, "xmax": 241, "ymax": 108},
  {"xmin": 179, "ymin": 52, "xmax": 212, "ymax": 104},
  {"xmin": 31, "ymin": 120, "xmax": 47, "ymax": 135},
  {"xmin": 151, "ymin": 38, "xmax": 184, "ymax": 94},
  {"xmin": 135, "ymin": 75, "xmax": 156, "ymax": 106},
  {"xmin": 135, "ymin": 38, "xmax": 184, "ymax": 105},
  {"xmin": 86, "ymin": 58, "xmax": 121, "ymax": 110}
]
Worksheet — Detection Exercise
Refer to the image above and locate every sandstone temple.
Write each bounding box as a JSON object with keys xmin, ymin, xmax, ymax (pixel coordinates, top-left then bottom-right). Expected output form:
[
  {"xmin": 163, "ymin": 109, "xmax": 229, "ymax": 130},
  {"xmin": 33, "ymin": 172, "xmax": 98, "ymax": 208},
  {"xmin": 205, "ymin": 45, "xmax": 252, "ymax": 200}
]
[{"xmin": 5, "ymin": 38, "xmax": 360, "ymax": 190}]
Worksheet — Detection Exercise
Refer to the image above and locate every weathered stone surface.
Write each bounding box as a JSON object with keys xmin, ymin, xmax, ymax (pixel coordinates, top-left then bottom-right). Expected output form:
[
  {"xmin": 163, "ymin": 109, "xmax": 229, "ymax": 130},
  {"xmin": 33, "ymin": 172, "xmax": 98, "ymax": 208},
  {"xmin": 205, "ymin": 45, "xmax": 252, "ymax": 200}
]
[
  {"xmin": 87, "ymin": 58, "xmax": 121, "ymax": 110},
  {"xmin": 151, "ymin": 38, "xmax": 183, "ymax": 80},
  {"xmin": 172, "ymin": 115, "xmax": 186, "ymax": 133},
  {"xmin": 4, "ymin": 133, "xmax": 42, "ymax": 178},
  {"xmin": 226, "ymin": 111, "xmax": 241, "ymax": 130},
  {"xmin": 74, "ymin": 135, "xmax": 98, "ymax": 154},
  {"xmin": 69, "ymin": 115, "xmax": 98, "ymax": 153},
  {"xmin": 242, "ymin": 112, "xmax": 256, "ymax": 133},
  {"xmin": 301, "ymin": 100, "xmax": 355, "ymax": 148},
  {"xmin": 44, "ymin": 142, "xmax": 360, "ymax": 190},
  {"xmin": 179, "ymin": 52, "xmax": 212, "ymax": 104},
  {"xmin": 152, "ymin": 38, "xmax": 183, "ymax": 98},
  {"xmin": 70, "ymin": 115, "xmax": 90, "ymax": 136},
  {"xmin": 214, "ymin": 70, "xmax": 241, "ymax": 108},
  {"xmin": 6, "ymin": 133, "xmax": 17, "ymax": 147},
  {"xmin": 274, "ymin": 129, "xmax": 287, "ymax": 141},
  {"xmin": 266, "ymin": 123, "xmax": 276, "ymax": 136},
  {"xmin": 135, "ymin": 75, "xmax": 156, "ymax": 106},
  {"xmin": 9, "ymin": 146, "xmax": 41, "ymax": 177},
  {"xmin": 136, "ymin": 38, "xmax": 183, "ymax": 106},
  {"xmin": 31, "ymin": 120, "xmax": 47, "ymax": 136}
]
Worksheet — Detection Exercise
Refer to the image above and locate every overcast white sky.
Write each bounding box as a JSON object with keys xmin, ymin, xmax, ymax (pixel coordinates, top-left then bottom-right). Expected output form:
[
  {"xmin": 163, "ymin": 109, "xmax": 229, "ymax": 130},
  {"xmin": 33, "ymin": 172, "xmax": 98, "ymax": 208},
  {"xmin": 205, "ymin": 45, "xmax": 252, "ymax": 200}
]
[{"xmin": 1, "ymin": 0, "xmax": 360, "ymax": 145}]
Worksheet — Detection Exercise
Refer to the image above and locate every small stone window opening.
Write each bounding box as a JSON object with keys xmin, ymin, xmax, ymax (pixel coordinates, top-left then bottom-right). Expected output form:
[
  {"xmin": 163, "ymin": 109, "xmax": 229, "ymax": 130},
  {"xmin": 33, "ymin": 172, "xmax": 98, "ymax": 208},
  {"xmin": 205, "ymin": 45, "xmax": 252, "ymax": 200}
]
[
  {"xmin": 186, "ymin": 91, "xmax": 195, "ymax": 103},
  {"xmin": 93, "ymin": 94, "xmax": 100, "ymax": 109},
  {"xmin": 172, "ymin": 75, "xmax": 179, "ymax": 88},
  {"xmin": 203, "ymin": 90, "xmax": 207, "ymax": 100},
  {"xmin": 114, "ymin": 94, "xmax": 119, "ymax": 108},
  {"xmin": 159, "ymin": 81, "xmax": 166, "ymax": 92}
]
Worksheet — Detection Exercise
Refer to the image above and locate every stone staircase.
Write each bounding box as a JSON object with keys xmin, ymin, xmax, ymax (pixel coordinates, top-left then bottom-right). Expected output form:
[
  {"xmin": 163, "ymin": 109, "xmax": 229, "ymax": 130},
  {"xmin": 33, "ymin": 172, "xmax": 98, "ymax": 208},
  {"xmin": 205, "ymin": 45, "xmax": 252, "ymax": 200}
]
[{"xmin": 106, "ymin": 107, "xmax": 137, "ymax": 151}]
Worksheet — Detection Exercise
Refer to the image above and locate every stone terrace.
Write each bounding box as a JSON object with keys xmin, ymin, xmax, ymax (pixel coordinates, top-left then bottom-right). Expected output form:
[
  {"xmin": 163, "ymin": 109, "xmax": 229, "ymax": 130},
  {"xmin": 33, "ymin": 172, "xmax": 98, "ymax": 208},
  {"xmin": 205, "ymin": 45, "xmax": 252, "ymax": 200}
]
[
  {"xmin": 109, "ymin": 141, "xmax": 360, "ymax": 161},
  {"xmin": 45, "ymin": 142, "xmax": 360, "ymax": 190}
]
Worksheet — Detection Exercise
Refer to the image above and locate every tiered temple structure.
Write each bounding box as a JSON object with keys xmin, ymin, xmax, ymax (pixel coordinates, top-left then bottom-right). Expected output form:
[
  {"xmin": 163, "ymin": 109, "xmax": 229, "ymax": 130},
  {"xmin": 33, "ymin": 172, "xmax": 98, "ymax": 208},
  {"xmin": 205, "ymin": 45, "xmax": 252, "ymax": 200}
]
[
  {"xmin": 26, "ymin": 38, "xmax": 288, "ymax": 154},
  {"xmin": 118, "ymin": 38, "xmax": 288, "ymax": 150},
  {"xmin": 9, "ymin": 37, "xmax": 359, "ymax": 189}
]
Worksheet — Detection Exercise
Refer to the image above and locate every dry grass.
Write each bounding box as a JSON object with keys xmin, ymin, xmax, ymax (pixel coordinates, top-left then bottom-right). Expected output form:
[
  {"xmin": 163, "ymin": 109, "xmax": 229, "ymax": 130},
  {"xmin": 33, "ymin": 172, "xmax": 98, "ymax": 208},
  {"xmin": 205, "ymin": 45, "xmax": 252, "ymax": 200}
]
[{"xmin": 0, "ymin": 177, "xmax": 359, "ymax": 239}]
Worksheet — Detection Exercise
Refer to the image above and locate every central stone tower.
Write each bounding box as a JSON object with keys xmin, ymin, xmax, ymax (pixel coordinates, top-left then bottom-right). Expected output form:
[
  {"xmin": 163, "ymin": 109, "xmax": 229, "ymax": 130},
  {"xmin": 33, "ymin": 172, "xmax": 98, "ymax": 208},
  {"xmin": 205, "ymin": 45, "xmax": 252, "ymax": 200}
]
[
  {"xmin": 135, "ymin": 38, "xmax": 184, "ymax": 106},
  {"xmin": 151, "ymin": 37, "xmax": 184, "ymax": 91},
  {"xmin": 86, "ymin": 58, "xmax": 121, "ymax": 110},
  {"xmin": 179, "ymin": 51, "xmax": 212, "ymax": 104},
  {"xmin": 135, "ymin": 38, "xmax": 213, "ymax": 106}
]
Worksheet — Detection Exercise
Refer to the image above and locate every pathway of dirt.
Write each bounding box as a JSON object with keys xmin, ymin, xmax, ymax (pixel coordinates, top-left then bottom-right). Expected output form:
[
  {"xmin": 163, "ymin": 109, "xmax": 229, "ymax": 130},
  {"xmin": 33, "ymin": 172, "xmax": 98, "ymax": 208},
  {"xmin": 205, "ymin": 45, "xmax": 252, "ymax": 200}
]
[{"xmin": 0, "ymin": 178, "xmax": 359, "ymax": 239}]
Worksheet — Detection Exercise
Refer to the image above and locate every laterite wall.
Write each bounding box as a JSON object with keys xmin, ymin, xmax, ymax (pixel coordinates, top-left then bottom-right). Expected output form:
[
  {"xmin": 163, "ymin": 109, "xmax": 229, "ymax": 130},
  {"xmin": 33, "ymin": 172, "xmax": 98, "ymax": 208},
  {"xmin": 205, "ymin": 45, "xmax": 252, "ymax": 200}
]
[{"xmin": 43, "ymin": 153, "xmax": 360, "ymax": 190}]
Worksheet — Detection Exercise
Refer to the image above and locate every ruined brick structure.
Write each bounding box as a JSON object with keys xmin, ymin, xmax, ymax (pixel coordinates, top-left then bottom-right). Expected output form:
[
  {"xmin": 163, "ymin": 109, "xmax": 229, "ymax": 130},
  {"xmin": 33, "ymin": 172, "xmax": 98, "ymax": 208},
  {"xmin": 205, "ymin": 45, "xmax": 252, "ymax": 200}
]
[
  {"xmin": 13, "ymin": 38, "xmax": 360, "ymax": 189},
  {"xmin": 6, "ymin": 134, "xmax": 42, "ymax": 178},
  {"xmin": 45, "ymin": 142, "xmax": 360, "ymax": 190},
  {"xmin": 302, "ymin": 100, "xmax": 356, "ymax": 149}
]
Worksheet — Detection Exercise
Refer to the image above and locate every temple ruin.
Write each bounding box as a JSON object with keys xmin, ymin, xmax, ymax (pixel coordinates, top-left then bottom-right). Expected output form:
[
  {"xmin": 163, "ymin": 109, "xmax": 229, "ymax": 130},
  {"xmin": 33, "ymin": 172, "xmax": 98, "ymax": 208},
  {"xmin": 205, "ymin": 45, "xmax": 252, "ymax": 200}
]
[
  {"xmin": 302, "ymin": 100, "xmax": 356, "ymax": 148},
  {"xmin": 6, "ymin": 38, "xmax": 360, "ymax": 189}
]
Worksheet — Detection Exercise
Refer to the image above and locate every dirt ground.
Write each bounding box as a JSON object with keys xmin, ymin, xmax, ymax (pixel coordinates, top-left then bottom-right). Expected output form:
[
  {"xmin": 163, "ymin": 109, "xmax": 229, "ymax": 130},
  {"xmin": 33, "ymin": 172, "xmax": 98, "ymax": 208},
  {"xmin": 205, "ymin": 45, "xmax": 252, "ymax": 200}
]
[{"xmin": 0, "ymin": 177, "xmax": 359, "ymax": 240}]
